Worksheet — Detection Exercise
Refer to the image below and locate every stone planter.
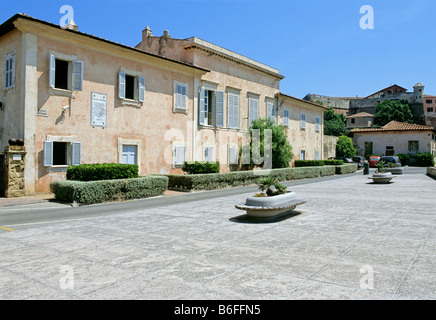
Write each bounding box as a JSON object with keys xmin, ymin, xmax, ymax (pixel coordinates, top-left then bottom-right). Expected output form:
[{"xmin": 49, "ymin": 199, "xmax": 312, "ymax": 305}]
[
  {"xmin": 369, "ymin": 171, "xmax": 396, "ymax": 184},
  {"xmin": 383, "ymin": 167, "xmax": 404, "ymax": 175},
  {"xmin": 235, "ymin": 189, "xmax": 307, "ymax": 218}
]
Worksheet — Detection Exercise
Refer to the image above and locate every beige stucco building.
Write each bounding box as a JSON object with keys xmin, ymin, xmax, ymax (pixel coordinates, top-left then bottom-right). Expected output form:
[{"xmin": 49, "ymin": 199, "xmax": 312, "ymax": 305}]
[
  {"xmin": 351, "ymin": 121, "xmax": 436, "ymax": 157},
  {"xmin": 0, "ymin": 14, "xmax": 326, "ymax": 194}
]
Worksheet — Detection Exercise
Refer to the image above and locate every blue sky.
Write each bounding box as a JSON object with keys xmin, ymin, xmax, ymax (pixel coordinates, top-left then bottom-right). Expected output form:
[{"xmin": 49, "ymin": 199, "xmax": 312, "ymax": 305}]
[{"xmin": 2, "ymin": 0, "xmax": 436, "ymax": 98}]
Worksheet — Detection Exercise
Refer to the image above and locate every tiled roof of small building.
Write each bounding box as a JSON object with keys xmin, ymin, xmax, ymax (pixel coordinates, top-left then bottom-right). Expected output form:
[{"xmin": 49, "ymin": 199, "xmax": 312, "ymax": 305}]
[
  {"xmin": 346, "ymin": 112, "xmax": 374, "ymax": 118},
  {"xmin": 351, "ymin": 121, "xmax": 434, "ymax": 133}
]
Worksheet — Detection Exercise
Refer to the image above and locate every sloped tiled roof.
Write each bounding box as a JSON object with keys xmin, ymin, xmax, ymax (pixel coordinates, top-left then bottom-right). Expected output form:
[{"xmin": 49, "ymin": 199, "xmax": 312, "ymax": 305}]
[
  {"xmin": 346, "ymin": 112, "xmax": 374, "ymax": 118},
  {"xmin": 351, "ymin": 121, "xmax": 434, "ymax": 133}
]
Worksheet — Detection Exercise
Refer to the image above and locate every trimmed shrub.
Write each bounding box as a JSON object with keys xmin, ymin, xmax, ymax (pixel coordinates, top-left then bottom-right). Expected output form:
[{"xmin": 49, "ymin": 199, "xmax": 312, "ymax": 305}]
[
  {"xmin": 294, "ymin": 160, "xmax": 325, "ymax": 167},
  {"xmin": 335, "ymin": 163, "xmax": 358, "ymax": 174},
  {"xmin": 50, "ymin": 176, "xmax": 168, "ymax": 204},
  {"xmin": 415, "ymin": 152, "xmax": 435, "ymax": 167},
  {"xmin": 323, "ymin": 159, "xmax": 344, "ymax": 166},
  {"xmin": 66, "ymin": 163, "xmax": 138, "ymax": 181},
  {"xmin": 164, "ymin": 164, "xmax": 357, "ymax": 191},
  {"xmin": 395, "ymin": 153, "xmax": 411, "ymax": 166},
  {"xmin": 182, "ymin": 161, "xmax": 220, "ymax": 174}
]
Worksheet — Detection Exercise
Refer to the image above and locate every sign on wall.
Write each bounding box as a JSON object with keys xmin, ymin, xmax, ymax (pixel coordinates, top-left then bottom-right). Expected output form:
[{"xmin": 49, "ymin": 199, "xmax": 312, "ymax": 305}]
[{"xmin": 91, "ymin": 92, "xmax": 107, "ymax": 127}]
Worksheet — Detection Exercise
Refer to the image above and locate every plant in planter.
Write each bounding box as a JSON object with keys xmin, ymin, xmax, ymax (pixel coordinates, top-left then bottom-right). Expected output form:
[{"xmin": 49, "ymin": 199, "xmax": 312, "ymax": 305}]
[
  {"xmin": 235, "ymin": 176, "xmax": 306, "ymax": 218},
  {"xmin": 370, "ymin": 161, "xmax": 395, "ymax": 184}
]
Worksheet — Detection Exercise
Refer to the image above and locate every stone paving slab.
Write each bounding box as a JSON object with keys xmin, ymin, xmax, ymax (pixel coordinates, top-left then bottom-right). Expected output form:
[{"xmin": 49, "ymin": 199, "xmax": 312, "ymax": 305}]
[{"xmin": 0, "ymin": 168, "xmax": 435, "ymax": 300}]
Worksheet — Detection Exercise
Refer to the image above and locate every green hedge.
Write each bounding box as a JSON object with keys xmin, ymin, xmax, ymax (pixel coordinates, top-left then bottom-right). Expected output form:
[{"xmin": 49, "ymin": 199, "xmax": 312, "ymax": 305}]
[
  {"xmin": 66, "ymin": 163, "xmax": 139, "ymax": 181},
  {"xmin": 395, "ymin": 153, "xmax": 435, "ymax": 167},
  {"xmin": 50, "ymin": 176, "xmax": 168, "ymax": 204},
  {"xmin": 182, "ymin": 161, "xmax": 220, "ymax": 174},
  {"xmin": 164, "ymin": 165, "xmax": 357, "ymax": 191},
  {"xmin": 323, "ymin": 159, "xmax": 344, "ymax": 166},
  {"xmin": 335, "ymin": 163, "xmax": 358, "ymax": 174},
  {"xmin": 294, "ymin": 160, "xmax": 325, "ymax": 167}
]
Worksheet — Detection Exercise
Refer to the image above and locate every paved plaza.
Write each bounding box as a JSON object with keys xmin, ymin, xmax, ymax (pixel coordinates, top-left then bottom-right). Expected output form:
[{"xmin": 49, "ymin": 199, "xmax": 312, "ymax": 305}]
[{"xmin": 0, "ymin": 168, "xmax": 435, "ymax": 300}]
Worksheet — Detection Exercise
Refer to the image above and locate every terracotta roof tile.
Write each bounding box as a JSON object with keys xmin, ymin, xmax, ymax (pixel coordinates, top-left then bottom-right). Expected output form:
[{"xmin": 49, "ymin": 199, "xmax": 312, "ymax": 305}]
[{"xmin": 351, "ymin": 121, "xmax": 434, "ymax": 133}]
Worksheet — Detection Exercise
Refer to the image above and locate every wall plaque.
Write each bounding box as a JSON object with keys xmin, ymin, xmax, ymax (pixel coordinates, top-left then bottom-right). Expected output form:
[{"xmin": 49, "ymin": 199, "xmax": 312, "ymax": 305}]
[{"xmin": 91, "ymin": 92, "xmax": 107, "ymax": 127}]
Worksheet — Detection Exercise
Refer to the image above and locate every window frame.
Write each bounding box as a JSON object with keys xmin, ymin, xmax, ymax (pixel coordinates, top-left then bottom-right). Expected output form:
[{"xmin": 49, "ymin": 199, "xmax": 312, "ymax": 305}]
[
  {"xmin": 48, "ymin": 51, "xmax": 83, "ymax": 98},
  {"xmin": 118, "ymin": 68, "xmax": 145, "ymax": 107},
  {"xmin": 227, "ymin": 92, "xmax": 240, "ymax": 129},
  {"xmin": 173, "ymin": 80, "xmax": 188, "ymax": 113},
  {"xmin": 5, "ymin": 52, "xmax": 15, "ymax": 90},
  {"xmin": 283, "ymin": 109, "xmax": 289, "ymax": 126}
]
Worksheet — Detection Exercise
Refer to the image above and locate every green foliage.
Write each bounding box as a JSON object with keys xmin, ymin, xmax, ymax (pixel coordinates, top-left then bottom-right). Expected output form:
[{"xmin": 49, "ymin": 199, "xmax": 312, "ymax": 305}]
[
  {"xmin": 50, "ymin": 176, "xmax": 168, "ymax": 204},
  {"xmin": 66, "ymin": 163, "xmax": 138, "ymax": 181},
  {"xmin": 294, "ymin": 160, "xmax": 325, "ymax": 167},
  {"xmin": 323, "ymin": 107, "xmax": 348, "ymax": 136},
  {"xmin": 414, "ymin": 152, "xmax": 435, "ymax": 167},
  {"xmin": 182, "ymin": 161, "xmax": 220, "ymax": 174},
  {"xmin": 395, "ymin": 153, "xmax": 411, "ymax": 166},
  {"xmin": 323, "ymin": 159, "xmax": 344, "ymax": 166},
  {"xmin": 248, "ymin": 118, "xmax": 293, "ymax": 169},
  {"xmin": 374, "ymin": 100, "xmax": 413, "ymax": 126},
  {"xmin": 257, "ymin": 176, "xmax": 287, "ymax": 196},
  {"xmin": 336, "ymin": 135, "xmax": 356, "ymax": 158},
  {"xmin": 164, "ymin": 164, "xmax": 357, "ymax": 191}
]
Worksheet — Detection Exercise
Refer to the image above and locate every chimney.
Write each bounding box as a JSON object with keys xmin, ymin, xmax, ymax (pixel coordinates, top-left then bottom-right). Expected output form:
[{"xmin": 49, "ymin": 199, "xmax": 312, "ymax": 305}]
[
  {"xmin": 66, "ymin": 18, "xmax": 78, "ymax": 31},
  {"xmin": 142, "ymin": 26, "xmax": 152, "ymax": 41}
]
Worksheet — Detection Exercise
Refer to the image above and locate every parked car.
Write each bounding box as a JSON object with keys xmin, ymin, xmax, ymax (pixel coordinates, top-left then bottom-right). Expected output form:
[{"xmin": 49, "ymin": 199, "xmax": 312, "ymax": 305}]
[
  {"xmin": 380, "ymin": 156, "xmax": 402, "ymax": 167},
  {"xmin": 368, "ymin": 155, "xmax": 381, "ymax": 168},
  {"xmin": 351, "ymin": 156, "xmax": 368, "ymax": 169},
  {"xmin": 332, "ymin": 157, "xmax": 354, "ymax": 164}
]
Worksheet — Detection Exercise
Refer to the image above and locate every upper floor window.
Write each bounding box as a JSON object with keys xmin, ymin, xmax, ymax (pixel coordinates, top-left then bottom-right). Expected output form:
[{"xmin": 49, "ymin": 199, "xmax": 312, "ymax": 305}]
[
  {"xmin": 174, "ymin": 81, "xmax": 188, "ymax": 111},
  {"xmin": 228, "ymin": 93, "xmax": 240, "ymax": 129},
  {"xmin": 49, "ymin": 53, "xmax": 83, "ymax": 92},
  {"xmin": 248, "ymin": 97, "xmax": 259, "ymax": 127},
  {"xmin": 283, "ymin": 109, "xmax": 289, "ymax": 126},
  {"xmin": 301, "ymin": 113, "xmax": 306, "ymax": 129},
  {"xmin": 5, "ymin": 52, "xmax": 15, "ymax": 90},
  {"xmin": 199, "ymin": 88, "xmax": 224, "ymax": 127},
  {"xmin": 267, "ymin": 102, "xmax": 275, "ymax": 121},
  {"xmin": 316, "ymin": 116, "xmax": 321, "ymax": 131},
  {"xmin": 118, "ymin": 71, "xmax": 145, "ymax": 103}
]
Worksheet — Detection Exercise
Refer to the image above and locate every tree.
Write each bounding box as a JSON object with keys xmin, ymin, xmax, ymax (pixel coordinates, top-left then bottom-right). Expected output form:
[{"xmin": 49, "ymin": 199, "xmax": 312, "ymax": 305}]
[
  {"xmin": 336, "ymin": 135, "xmax": 356, "ymax": 158},
  {"xmin": 374, "ymin": 100, "xmax": 413, "ymax": 126},
  {"xmin": 324, "ymin": 107, "xmax": 348, "ymax": 136},
  {"xmin": 248, "ymin": 118, "xmax": 293, "ymax": 169}
]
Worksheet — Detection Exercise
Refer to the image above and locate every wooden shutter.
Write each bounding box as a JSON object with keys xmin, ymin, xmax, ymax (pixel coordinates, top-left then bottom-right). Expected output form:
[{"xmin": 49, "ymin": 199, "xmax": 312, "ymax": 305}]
[
  {"xmin": 118, "ymin": 71, "xmax": 126, "ymax": 99},
  {"xmin": 249, "ymin": 98, "xmax": 258, "ymax": 127},
  {"xmin": 10, "ymin": 55, "xmax": 15, "ymax": 88},
  {"xmin": 43, "ymin": 141, "xmax": 53, "ymax": 167},
  {"xmin": 205, "ymin": 147, "xmax": 214, "ymax": 162},
  {"xmin": 233, "ymin": 95, "xmax": 239, "ymax": 128},
  {"xmin": 138, "ymin": 76, "xmax": 145, "ymax": 102},
  {"xmin": 284, "ymin": 110, "xmax": 289, "ymax": 126},
  {"xmin": 215, "ymin": 91, "xmax": 224, "ymax": 127},
  {"xmin": 72, "ymin": 142, "xmax": 82, "ymax": 166},
  {"xmin": 199, "ymin": 88, "xmax": 207, "ymax": 125},
  {"xmin": 49, "ymin": 54, "xmax": 56, "ymax": 88},
  {"xmin": 228, "ymin": 95, "xmax": 234, "ymax": 128},
  {"xmin": 316, "ymin": 117, "xmax": 320, "ymax": 131},
  {"xmin": 72, "ymin": 61, "xmax": 83, "ymax": 91},
  {"xmin": 301, "ymin": 114, "xmax": 306, "ymax": 129}
]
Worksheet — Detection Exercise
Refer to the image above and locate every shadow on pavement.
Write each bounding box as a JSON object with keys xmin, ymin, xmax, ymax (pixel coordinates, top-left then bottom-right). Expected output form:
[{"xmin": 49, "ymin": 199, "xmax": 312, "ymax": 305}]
[{"xmin": 229, "ymin": 210, "xmax": 302, "ymax": 224}]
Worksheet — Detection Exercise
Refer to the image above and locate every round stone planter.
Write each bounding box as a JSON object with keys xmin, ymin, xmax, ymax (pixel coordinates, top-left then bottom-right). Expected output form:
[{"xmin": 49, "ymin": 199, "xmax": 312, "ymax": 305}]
[
  {"xmin": 369, "ymin": 171, "xmax": 396, "ymax": 184},
  {"xmin": 235, "ymin": 190, "xmax": 307, "ymax": 218}
]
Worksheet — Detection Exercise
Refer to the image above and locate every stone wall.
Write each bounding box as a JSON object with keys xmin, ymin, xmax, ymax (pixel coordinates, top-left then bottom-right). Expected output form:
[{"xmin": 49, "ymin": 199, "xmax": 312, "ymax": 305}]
[
  {"xmin": 4, "ymin": 145, "xmax": 26, "ymax": 197},
  {"xmin": 324, "ymin": 135, "xmax": 339, "ymax": 159}
]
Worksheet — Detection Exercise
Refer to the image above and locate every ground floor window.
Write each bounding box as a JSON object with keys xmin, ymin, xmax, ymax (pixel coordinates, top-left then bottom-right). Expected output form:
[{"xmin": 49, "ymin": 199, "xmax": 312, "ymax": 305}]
[
  {"xmin": 43, "ymin": 140, "xmax": 81, "ymax": 167},
  {"xmin": 122, "ymin": 145, "xmax": 137, "ymax": 165},
  {"xmin": 300, "ymin": 150, "xmax": 306, "ymax": 160}
]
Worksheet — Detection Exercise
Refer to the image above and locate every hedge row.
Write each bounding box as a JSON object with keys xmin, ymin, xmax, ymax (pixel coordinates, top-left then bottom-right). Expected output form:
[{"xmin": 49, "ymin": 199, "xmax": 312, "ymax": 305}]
[
  {"xmin": 164, "ymin": 164, "xmax": 356, "ymax": 191},
  {"xmin": 66, "ymin": 163, "xmax": 139, "ymax": 181},
  {"xmin": 294, "ymin": 160, "xmax": 344, "ymax": 167},
  {"xmin": 182, "ymin": 161, "xmax": 220, "ymax": 174},
  {"xmin": 50, "ymin": 176, "xmax": 168, "ymax": 205}
]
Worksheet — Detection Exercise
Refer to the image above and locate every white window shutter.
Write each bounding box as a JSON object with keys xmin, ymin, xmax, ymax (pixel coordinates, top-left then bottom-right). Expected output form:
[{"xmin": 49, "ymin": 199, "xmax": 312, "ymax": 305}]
[
  {"xmin": 301, "ymin": 114, "xmax": 306, "ymax": 129},
  {"xmin": 10, "ymin": 55, "xmax": 15, "ymax": 88},
  {"xmin": 49, "ymin": 54, "xmax": 56, "ymax": 88},
  {"xmin": 215, "ymin": 91, "xmax": 224, "ymax": 127},
  {"xmin": 234, "ymin": 95, "xmax": 239, "ymax": 128},
  {"xmin": 199, "ymin": 88, "xmax": 207, "ymax": 125},
  {"xmin": 316, "ymin": 117, "xmax": 320, "ymax": 131},
  {"xmin": 182, "ymin": 85, "xmax": 187, "ymax": 108},
  {"xmin": 229, "ymin": 147, "xmax": 238, "ymax": 164},
  {"xmin": 138, "ymin": 76, "xmax": 145, "ymax": 102},
  {"xmin": 72, "ymin": 61, "xmax": 83, "ymax": 91},
  {"xmin": 118, "ymin": 71, "xmax": 126, "ymax": 99},
  {"xmin": 205, "ymin": 147, "xmax": 214, "ymax": 162},
  {"xmin": 228, "ymin": 95, "xmax": 234, "ymax": 128},
  {"xmin": 284, "ymin": 110, "xmax": 289, "ymax": 126},
  {"xmin": 175, "ymin": 84, "xmax": 182, "ymax": 108},
  {"xmin": 72, "ymin": 142, "xmax": 82, "ymax": 166},
  {"xmin": 174, "ymin": 146, "xmax": 185, "ymax": 165},
  {"xmin": 43, "ymin": 141, "xmax": 53, "ymax": 167}
]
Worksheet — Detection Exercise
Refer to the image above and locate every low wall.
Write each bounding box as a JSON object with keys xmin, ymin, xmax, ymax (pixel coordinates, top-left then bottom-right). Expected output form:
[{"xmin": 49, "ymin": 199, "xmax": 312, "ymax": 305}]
[{"xmin": 427, "ymin": 167, "xmax": 436, "ymax": 179}]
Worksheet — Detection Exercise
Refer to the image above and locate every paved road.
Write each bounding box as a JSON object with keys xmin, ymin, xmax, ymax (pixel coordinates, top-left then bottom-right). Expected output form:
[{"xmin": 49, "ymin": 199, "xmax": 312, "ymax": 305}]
[{"xmin": 0, "ymin": 167, "xmax": 435, "ymax": 300}]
